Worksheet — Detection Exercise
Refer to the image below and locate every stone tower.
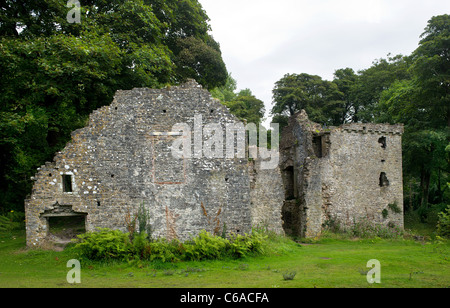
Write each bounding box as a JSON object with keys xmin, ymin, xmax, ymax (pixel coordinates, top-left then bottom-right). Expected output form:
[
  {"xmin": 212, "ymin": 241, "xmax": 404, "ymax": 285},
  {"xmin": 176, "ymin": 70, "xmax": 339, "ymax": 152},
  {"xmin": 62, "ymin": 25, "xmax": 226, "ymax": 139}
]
[{"xmin": 280, "ymin": 111, "xmax": 404, "ymax": 238}]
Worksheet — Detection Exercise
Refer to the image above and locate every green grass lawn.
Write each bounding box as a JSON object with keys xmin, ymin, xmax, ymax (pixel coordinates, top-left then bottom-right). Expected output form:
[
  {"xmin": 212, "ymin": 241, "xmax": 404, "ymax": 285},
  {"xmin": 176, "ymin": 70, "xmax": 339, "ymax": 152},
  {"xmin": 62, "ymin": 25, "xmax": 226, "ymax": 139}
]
[{"xmin": 0, "ymin": 229, "xmax": 449, "ymax": 288}]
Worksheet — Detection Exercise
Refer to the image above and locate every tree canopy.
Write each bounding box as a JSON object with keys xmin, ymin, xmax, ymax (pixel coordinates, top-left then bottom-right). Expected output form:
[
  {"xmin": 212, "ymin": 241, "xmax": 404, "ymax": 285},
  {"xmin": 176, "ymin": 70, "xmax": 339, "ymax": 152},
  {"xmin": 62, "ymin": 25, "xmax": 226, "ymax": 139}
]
[
  {"xmin": 211, "ymin": 75, "xmax": 266, "ymax": 126},
  {"xmin": 271, "ymin": 73, "xmax": 345, "ymax": 128},
  {"xmin": 0, "ymin": 0, "xmax": 228, "ymax": 211}
]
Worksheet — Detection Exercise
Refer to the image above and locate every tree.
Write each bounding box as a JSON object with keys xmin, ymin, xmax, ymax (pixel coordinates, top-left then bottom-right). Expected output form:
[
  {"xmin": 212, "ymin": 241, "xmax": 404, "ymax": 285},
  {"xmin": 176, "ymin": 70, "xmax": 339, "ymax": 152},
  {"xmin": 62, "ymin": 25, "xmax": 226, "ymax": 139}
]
[
  {"xmin": 173, "ymin": 36, "xmax": 228, "ymax": 90},
  {"xmin": 210, "ymin": 73, "xmax": 238, "ymax": 103},
  {"xmin": 271, "ymin": 73, "xmax": 344, "ymax": 126},
  {"xmin": 0, "ymin": 0, "xmax": 228, "ymax": 211},
  {"xmin": 409, "ymin": 14, "xmax": 450, "ymax": 128},
  {"xmin": 0, "ymin": 32, "xmax": 125, "ymax": 210},
  {"xmin": 351, "ymin": 54, "xmax": 411, "ymax": 122},
  {"xmin": 333, "ymin": 68, "xmax": 358, "ymax": 123},
  {"xmin": 223, "ymin": 90, "xmax": 265, "ymax": 126}
]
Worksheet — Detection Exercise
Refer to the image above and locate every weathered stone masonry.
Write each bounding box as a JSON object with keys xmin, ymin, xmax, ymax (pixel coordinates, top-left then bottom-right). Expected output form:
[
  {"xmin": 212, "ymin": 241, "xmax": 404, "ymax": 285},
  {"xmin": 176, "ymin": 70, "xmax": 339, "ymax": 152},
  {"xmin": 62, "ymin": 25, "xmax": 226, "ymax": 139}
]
[
  {"xmin": 280, "ymin": 111, "xmax": 404, "ymax": 238},
  {"xmin": 25, "ymin": 81, "xmax": 404, "ymax": 247},
  {"xmin": 25, "ymin": 80, "xmax": 284, "ymax": 247}
]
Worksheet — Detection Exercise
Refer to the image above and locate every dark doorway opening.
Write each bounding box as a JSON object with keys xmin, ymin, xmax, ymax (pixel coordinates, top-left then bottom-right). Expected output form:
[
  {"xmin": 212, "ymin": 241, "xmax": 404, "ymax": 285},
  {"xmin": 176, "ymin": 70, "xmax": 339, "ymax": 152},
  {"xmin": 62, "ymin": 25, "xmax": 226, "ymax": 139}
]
[
  {"xmin": 48, "ymin": 215, "xmax": 86, "ymax": 240},
  {"xmin": 283, "ymin": 166, "xmax": 295, "ymax": 200}
]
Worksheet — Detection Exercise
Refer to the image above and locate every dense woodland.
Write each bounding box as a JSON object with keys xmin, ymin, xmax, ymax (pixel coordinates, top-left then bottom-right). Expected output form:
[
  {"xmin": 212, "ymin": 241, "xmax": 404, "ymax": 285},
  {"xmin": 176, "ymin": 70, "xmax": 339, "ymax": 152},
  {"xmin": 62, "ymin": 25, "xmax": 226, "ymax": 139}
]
[{"xmin": 0, "ymin": 2, "xmax": 448, "ymax": 228}]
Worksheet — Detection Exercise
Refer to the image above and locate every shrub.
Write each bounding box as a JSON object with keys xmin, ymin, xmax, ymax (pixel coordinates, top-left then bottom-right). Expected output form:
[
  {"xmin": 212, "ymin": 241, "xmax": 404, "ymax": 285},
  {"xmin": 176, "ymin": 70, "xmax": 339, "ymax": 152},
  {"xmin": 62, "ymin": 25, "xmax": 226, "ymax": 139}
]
[
  {"xmin": 0, "ymin": 211, "xmax": 24, "ymax": 231},
  {"xmin": 73, "ymin": 228, "xmax": 273, "ymax": 263},
  {"xmin": 388, "ymin": 202, "xmax": 402, "ymax": 214},
  {"xmin": 137, "ymin": 202, "xmax": 152, "ymax": 237},
  {"xmin": 74, "ymin": 228, "xmax": 131, "ymax": 261},
  {"xmin": 146, "ymin": 238, "xmax": 184, "ymax": 263},
  {"xmin": 184, "ymin": 230, "xmax": 229, "ymax": 261},
  {"xmin": 229, "ymin": 232, "xmax": 266, "ymax": 258},
  {"xmin": 437, "ymin": 206, "xmax": 450, "ymax": 238},
  {"xmin": 323, "ymin": 216, "xmax": 404, "ymax": 239},
  {"xmin": 351, "ymin": 218, "xmax": 403, "ymax": 239},
  {"xmin": 0, "ymin": 215, "xmax": 17, "ymax": 232}
]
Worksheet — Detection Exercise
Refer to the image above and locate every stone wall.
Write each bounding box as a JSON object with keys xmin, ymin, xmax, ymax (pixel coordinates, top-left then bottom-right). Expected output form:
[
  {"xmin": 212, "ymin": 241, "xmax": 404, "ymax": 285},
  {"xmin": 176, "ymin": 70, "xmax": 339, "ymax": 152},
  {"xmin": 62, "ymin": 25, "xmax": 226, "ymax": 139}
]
[
  {"xmin": 26, "ymin": 81, "xmax": 285, "ymax": 247},
  {"xmin": 323, "ymin": 123, "xmax": 404, "ymax": 231},
  {"xmin": 249, "ymin": 158, "xmax": 285, "ymax": 233}
]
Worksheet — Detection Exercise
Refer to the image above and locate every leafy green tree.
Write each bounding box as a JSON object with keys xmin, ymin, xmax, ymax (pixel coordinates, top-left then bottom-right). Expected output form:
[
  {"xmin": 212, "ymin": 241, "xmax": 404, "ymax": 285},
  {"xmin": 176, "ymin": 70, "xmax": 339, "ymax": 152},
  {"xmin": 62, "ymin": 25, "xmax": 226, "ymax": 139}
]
[
  {"xmin": 0, "ymin": 32, "xmax": 125, "ymax": 210},
  {"xmin": 409, "ymin": 14, "xmax": 450, "ymax": 129},
  {"xmin": 173, "ymin": 35, "xmax": 228, "ymax": 90},
  {"xmin": 0, "ymin": 0, "xmax": 228, "ymax": 211},
  {"xmin": 211, "ymin": 75, "xmax": 265, "ymax": 125},
  {"xmin": 351, "ymin": 54, "xmax": 411, "ymax": 122},
  {"xmin": 210, "ymin": 74, "xmax": 238, "ymax": 103},
  {"xmin": 333, "ymin": 68, "xmax": 358, "ymax": 123},
  {"xmin": 271, "ymin": 73, "xmax": 344, "ymax": 126},
  {"xmin": 223, "ymin": 90, "xmax": 265, "ymax": 126}
]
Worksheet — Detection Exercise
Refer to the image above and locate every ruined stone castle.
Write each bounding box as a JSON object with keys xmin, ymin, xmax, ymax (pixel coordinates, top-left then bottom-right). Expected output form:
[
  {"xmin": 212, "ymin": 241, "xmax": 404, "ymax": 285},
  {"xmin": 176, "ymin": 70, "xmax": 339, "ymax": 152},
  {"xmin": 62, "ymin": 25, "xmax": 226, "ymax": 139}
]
[{"xmin": 25, "ymin": 81, "xmax": 404, "ymax": 247}]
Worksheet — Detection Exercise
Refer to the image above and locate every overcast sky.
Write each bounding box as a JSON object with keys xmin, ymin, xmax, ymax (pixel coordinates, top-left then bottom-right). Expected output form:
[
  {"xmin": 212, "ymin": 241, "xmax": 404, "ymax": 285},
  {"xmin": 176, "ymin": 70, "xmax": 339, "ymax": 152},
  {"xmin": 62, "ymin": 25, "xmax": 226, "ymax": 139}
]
[{"xmin": 199, "ymin": 0, "xmax": 450, "ymax": 126}]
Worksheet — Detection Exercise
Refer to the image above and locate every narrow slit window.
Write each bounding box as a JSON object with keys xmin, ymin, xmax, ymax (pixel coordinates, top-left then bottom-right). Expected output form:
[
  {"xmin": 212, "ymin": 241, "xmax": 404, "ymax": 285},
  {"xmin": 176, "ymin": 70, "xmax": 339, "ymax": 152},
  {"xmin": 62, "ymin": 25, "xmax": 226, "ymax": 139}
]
[
  {"xmin": 312, "ymin": 136, "xmax": 323, "ymax": 158},
  {"xmin": 62, "ymin": 175, "xmax": 73, "ymax": 193},
  {"xmin": 284, "ymin": 166, "xmax": 295, "ymax": 200}
]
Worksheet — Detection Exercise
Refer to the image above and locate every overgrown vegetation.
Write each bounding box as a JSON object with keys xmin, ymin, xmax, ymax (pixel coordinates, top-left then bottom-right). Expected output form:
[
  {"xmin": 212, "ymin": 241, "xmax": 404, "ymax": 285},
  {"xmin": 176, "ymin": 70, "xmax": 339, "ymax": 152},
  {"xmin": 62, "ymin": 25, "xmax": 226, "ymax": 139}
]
[
  {"xmin": 437, "ymin": 206, "xmax": 450, "ymax": 238},
  {"xmin": 0, "ymin": 211, "xmax": 24, "ymax": 232},
  {"xmin": 322, "ymin": 217, "xmax": 405, "ymax": 240},
  {"xmin": 72, "ymin": 228, "xmax": 271, "ymax": 263}
]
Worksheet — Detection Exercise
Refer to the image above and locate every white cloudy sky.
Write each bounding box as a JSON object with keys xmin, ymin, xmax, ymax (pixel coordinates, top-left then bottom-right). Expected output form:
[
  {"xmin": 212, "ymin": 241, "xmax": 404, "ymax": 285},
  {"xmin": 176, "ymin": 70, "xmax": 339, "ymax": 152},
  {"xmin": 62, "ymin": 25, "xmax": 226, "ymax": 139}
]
[{"xmin": 199, "ymin": 0, "xmax": 450, "ymax": 126}]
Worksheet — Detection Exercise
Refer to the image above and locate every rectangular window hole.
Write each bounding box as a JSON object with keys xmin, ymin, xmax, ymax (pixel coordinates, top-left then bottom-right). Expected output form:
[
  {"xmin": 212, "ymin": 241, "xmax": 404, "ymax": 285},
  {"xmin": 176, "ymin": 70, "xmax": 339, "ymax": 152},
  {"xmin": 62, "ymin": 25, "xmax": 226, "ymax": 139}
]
[
  {"xmin": 312, "ymin": 136, "xmax": 323, "ymax": 158},
  {"xmin": 62, "ymin": 175, "xmax": 73, "ymax": 193}
]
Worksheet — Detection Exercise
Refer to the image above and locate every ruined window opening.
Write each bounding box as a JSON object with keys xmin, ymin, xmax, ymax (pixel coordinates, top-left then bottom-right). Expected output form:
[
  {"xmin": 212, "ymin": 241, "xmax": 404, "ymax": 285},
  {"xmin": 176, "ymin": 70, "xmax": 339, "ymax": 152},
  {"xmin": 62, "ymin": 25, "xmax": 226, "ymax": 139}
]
[
  {"xmin": 225, "ymin": 177, "xmax": 229, "ymax": 182},
  {"xmin": 378, "ymin": 137, "xmax": 387, "ymax": 149},
  {"xmin": 97, "ymin": 201, "xmax": 101, "ymax": 207},
  {"xmin": 210, "ymin": 109, "xmax": 214, "ymax": 114},
  {"xmin": 379, "ymin": 172, "xmax": 390, "ymax": 187},
  {"xmin": 312, "ymin": 136, "xmax": 323, "ymax": 158},
  {"xmin": 162, "ymin": 109, "xmax": 167, "ymax": 113},
  {"xmin": 62, "ymin": 175, "xmax": 73, "ymax": 193},
  {"xmin": 48, "ymin": 215, "xmax": 86, "ymax": 240},
  {"xmin": 284, "ymin": 166, "xmax": 295, "ymax": 200},
  {"xmin": 111, "ymin": 174, "xmax": 115, "ymax": 178},
  {"xmin": 48, "ymin": 173, "xmax": 52, "ymax": 177}
]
